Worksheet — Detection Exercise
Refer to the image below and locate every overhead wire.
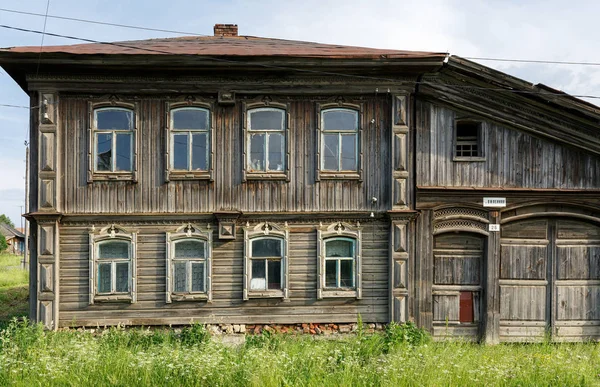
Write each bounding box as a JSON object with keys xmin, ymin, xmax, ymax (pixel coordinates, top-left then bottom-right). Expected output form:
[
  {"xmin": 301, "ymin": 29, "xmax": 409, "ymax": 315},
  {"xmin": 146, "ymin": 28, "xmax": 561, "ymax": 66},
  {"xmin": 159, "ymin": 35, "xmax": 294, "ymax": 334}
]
[{"xmin": 34, "ymin": 0, "xmax": 51, "ymax": 76}]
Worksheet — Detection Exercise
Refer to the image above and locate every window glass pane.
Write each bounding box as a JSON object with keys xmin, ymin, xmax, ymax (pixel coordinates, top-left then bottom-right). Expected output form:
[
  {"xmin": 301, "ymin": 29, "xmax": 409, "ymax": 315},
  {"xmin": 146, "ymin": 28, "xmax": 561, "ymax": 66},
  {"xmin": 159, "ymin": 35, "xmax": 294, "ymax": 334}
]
[
  {"xmin": 172, "ymin": 133, "xmax": 189, "ymax": 170},
  {"xmin": 323, "ymin": 109, "xmax": 358, "ymax": 131},
  {"xmin": 173, "ymin": 262, "xmax": 187, "ymax": 292},
  {"xmin": 326, "ymin": 239, "xmax": 354, "ymax": 257},
  {"xmin": 98, "ymin": 263, "xmax": 112, "ymax": 293},
  {"xmin": 96, "ymin": 109, "xmax": 133, "ymax": 130},
  {"xmin": 99, "ymin": 241, "xmax": 129, "ymax": 259},
  {"xmin": 192, "ymin": 133, "xmax": 208, "ymax": 171},
  {"xmin": 340, "ymin": 259, "xmax": 354, "ymax": 288},
  {"xmin": 191, "ymin": 262, "xmax": 205, "ymax": 292},
  {"xmin": 115, "ymin": 262, "xmax": 129, "ymax": 292},
  {"xmin": 341, "ymin": 135, "xmax": 357, "ymax": 171},
  {"xmin": 174, "ymin": 240, "xmax": 205, "ymax": 259},
  {"xmin": 322, "ymin": 134, "xmax": 339, "ymax": 171},
  {"xmin": 325, "ymin": 260, "xmax": 337, "ymax": 288},
  {"xmin": 96, "ymin": 133, "xmax": 112, "ymax": 171},
  {"xmin": 252, "ymin": 238, "xmax": 282, "ymax": 257},
  {"xmin": 268, "ymin": 260, "xmax": 281, "ymax": 290},
  {"xmin": 249, "ymin": 109, "xmax": 284, "ymax": 130},
  {"xmin": 251, "ymin": 259, "xmax": 266, "ymax": 290},
  {"xmin": 267, "ymin": 133, "xmax": 284, "ymax": 171},
  {"xmin": 172, "ymin": 108, "xmax": 209, "ymax": 130},
  {"xmin": 115, "ymin": 133, "xmax": 132, "ymax": 171},
  {"xmin": 249, "ymin": 134, "xmax": 265, "ymax": 171}
]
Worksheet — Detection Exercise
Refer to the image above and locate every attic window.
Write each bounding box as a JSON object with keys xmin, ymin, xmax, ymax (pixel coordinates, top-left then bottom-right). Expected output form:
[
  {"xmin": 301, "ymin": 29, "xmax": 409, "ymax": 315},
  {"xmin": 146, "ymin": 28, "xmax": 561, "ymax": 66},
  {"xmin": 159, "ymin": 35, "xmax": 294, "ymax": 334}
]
[{"xmin": 454, "ymin": 120, "xmax": 483, "ymax": 160}]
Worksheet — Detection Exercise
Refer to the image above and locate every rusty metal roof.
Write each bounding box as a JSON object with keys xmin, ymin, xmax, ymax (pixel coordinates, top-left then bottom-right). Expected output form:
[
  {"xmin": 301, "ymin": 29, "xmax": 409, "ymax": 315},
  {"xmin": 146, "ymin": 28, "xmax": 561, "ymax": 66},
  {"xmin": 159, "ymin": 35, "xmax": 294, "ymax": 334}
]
[{"xmin": 0, "ymin": 35, "xmax": 446, "ymax": 60}]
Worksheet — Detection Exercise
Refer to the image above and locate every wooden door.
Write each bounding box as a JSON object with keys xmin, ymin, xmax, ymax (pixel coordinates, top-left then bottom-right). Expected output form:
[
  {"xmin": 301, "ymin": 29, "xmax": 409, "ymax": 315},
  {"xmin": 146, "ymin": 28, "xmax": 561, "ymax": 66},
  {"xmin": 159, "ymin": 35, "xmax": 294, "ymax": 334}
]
[
  {"xmin": 432, "ymin": 232, "xmax": 484, "ymax": 340},
  {"xmin": 500, "ymin": 218, "xmax": 600, "ymax": 342}
]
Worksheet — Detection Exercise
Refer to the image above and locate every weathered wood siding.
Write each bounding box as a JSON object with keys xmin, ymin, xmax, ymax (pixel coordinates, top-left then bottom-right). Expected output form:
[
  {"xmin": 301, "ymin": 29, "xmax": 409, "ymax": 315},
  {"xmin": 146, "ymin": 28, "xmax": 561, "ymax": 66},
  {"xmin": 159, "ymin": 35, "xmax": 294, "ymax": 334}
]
[
  {"xmin": 61, "ymin": 96, "xmax": 391, "ymax": 214},
  {"xmin": 416, "ymin": 101, "xmax": 600, "ymax": 189},
  {"xmin": 499, "ymin": 218, "xmax": 600, "ymax": 342},
  {"xmin": 58, "ymin": 220, "xmax": 389, "ymax": 326}
]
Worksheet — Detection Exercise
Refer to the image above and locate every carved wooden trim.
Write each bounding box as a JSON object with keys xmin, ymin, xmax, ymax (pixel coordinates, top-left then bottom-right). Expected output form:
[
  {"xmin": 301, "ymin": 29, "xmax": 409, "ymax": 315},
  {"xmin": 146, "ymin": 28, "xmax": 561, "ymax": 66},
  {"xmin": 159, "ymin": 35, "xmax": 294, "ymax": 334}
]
[
  {"xmin": 88, "ymin": 224, "xmax": 137, "ymax": 304},
  {"xmin": 166, "ymin": 223, "xmax": 213, "ymax": 303},
  {"xmin": 317, "ymin": 221, "xmax": 363, "ymax": 299},
  {"xmin": 242, "ymin": 221, "xmax": 290, "ymax": 301}
]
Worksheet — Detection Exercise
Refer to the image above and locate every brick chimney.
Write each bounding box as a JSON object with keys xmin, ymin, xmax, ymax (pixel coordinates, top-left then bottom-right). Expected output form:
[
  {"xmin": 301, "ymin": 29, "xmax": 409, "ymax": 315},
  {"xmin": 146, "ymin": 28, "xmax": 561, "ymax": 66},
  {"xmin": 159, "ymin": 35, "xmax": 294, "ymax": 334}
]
[{"xmin": 214, "ymin": 24, "xmax": 238, "ymax": 37}]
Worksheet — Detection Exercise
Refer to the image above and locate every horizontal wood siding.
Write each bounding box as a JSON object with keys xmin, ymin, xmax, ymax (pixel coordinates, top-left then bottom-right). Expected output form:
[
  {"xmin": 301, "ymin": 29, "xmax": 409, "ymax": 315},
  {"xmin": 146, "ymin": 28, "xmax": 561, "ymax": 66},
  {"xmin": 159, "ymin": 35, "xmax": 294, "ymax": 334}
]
[
  {"xmin": 416, "ymin": 101, "xmax": 600, "ymax": 189},
  {"xmin": 58, "ymin": 220, "xmax": 389, "ymax": 326},
  {"xmin": 61, "ymin": 97, "xmax": 391, "ymax": 214}
]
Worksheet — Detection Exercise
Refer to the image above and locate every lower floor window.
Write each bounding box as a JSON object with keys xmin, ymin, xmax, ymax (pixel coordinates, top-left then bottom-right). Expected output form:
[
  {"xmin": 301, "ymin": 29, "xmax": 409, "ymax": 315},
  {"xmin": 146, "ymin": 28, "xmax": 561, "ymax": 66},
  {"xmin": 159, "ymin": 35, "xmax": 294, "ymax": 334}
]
[
  {"xmin": 324, "ymin": 238, "xmax": 356, "ymax": 289},
  {"xmin": 172, "ymin": 239, "xmax": 207, "ymax": 293},
  {"xmin": 96, "ymin": 240, "xmax": 131, "ymax": 294},
  {"xmin": 250, "ymin": 238, "xmax": 283, "ymax": 291}
]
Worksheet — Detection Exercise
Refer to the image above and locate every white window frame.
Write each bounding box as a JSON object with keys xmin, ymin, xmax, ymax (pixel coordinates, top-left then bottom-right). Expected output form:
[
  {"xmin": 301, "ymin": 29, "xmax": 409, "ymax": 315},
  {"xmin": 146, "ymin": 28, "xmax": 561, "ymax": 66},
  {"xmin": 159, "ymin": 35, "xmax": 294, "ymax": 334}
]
[
  {"xmin": 166, "ymin": 223, "xmax": 213, "ymax": 303},
  {"xmin": 242, "ymin": 100, "xmax": 290, "ymax": 181},
  {"xmin": 316, "ymin": 103, "xmax": 363, "ymax": 181},
  {"xmin": 243, "ymin": 222, "xmax": 289, "ymax": 300},
  {"xmin": 88, "ymin": 224, "xmax": 137, "ymax": 304},
  {"xmin": 317, "ymin": 221, "xmax": 362, "ymax": 299},
  {"xmin": 88, "ymin": 101, "xmax": 139, "ymax": 182},
  {"xmin": 165, "ymin": 100, "xmax": 215, "ymax": 181}
]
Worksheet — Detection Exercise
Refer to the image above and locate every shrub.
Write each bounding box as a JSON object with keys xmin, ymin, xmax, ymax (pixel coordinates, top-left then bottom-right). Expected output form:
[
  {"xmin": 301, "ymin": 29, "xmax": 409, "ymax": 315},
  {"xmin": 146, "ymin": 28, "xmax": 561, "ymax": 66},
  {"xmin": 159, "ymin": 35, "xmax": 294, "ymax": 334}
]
[
  {"xmin": 385, "ymin": 321, "xmax": 430, "ymax": 349},
  {"xmin": 179, "ymin": 323, "xmax": 210, "ymax": 346},
  {"xmin": 0, "ymin": 234, "xmax": 7, "ymax": 253}
]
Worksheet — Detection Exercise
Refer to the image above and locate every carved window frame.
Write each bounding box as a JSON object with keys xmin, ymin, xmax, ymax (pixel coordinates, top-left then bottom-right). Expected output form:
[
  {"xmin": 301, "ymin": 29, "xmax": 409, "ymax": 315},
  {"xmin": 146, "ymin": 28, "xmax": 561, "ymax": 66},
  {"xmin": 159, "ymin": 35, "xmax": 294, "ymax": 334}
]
[
  {"xmin": 166, "ymin": 223, "xmax": 213, "ymax": 303},
  {"xmin": 243, "ymin": 222, "xmax": 290, "ymax": 300},
  {"xmin": 88, "ymin": 101, "xmax": 139, "ymax": 182},
  {"xmin": 165, "ymin": 99, "xmax": 215, "ymax": 181},
  {"xmin": 88, "ymin": 224, "xmax": 137, "ymax": 304},
  {"xmin": 316, "ymin": 102, "xmax": 363, "ymax": 181},
  {"xmin": 317, "ymin": 222, "xmax": 362, "ymax": 299},
  {"xmin": 453, "ymin": 119, "xmax": 485, "ymax": 161},
  {"xmin": 242, "ymin": 100, "xmax": 291, "ymax": 181}
]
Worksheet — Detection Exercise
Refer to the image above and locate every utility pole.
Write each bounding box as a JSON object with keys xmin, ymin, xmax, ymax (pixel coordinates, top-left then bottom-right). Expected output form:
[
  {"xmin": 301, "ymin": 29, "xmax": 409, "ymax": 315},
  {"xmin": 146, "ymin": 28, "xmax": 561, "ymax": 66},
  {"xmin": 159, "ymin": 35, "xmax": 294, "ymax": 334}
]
[{"xmin": 23, "ymin": 144, "xmax": 29, "ymax": 270}]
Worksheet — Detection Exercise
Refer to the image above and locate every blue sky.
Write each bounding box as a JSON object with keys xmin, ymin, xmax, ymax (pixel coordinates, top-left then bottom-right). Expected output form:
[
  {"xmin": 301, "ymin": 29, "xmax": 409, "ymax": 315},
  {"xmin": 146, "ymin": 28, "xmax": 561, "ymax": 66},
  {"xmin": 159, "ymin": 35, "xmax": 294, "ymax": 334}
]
[{"xmin": 0, "ymin": 0, "xmax": 599, "ymax": 225}]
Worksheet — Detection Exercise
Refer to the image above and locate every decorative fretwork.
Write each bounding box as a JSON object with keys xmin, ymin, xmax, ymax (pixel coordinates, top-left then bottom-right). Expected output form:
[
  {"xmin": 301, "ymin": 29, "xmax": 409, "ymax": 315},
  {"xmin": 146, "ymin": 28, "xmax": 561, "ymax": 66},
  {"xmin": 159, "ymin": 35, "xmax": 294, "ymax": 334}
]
[
  {"xmin": 433, "ymin": 219, "xmax": 487, "ymax": 234},
  {"xmin": 434, "ymin": 207, "xmax": 488, "ymax": 221}
]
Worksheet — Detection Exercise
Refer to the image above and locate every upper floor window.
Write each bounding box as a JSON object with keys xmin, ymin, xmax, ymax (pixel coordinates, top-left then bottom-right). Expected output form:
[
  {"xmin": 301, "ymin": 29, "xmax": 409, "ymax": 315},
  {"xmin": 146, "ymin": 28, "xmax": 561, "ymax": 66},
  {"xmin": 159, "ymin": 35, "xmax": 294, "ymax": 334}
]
[
  {"xmin": 89, "ymin": 224, "xmax": 137, "ymax": 304},
  {"xmin": 88, "ymin": 101, "xmax": 138, "ymax": 182},
  {"xmin": 454, "ymin": 120, "xmax": 484, "ymax": 160},
  {"xmin": 170, "ymin": 108, "xmax": 210, "ymax": 172},
  {"xmin": 317, "ymin": 222, "xmax": 362, "ymax": 299},
  {"xmin": 165, "ymin": 102, "xmax": 214, "ymax": 181},
  {"xmin": 247, "ymin": 108, "xmax": 286, "ymax": 173},
  {"xmin": 243, "ymin": 222, "xmax": 289, "ymax": 300},
  {"xmin": 321, "ymin": 108, "xmax": 358, "ymax": 172},
  {"xmin": 166, "ymin": 223, "xmax": 213, "ymax": 302},
  {"xmin": 94, "ymin": 108, "xmax": 134, "ymax": 172}
]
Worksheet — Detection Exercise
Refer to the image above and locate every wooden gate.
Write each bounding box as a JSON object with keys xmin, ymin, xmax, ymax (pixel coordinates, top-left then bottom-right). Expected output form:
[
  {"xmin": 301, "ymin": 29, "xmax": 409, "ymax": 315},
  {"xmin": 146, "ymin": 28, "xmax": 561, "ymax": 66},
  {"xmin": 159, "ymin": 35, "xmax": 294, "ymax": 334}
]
[
  {"xmin": 500, "ymin": 218, "xmax": 600, "ymax": 342},
  {"xmin": 432, "ymin": 232, "xmax": 484, "ymax": 340}
]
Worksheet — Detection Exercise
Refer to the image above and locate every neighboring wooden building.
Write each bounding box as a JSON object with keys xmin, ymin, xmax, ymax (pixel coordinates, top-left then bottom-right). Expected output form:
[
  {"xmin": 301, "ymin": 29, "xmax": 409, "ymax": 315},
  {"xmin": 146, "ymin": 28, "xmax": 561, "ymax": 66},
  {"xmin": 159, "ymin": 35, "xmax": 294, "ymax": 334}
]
[
  {"xmin": 0, "ymin": 223, "xmax": 25, "ymax": 255},
  {"xmin": 1, "ymin": 24, "xmax": 599, "ymax": 342}
]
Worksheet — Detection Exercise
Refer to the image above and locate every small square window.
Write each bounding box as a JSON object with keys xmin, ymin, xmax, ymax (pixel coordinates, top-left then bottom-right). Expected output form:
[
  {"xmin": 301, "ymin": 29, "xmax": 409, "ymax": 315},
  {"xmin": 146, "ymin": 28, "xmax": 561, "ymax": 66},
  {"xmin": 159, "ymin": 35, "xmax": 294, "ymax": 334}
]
[{"xmin": 454, "ymin": 121, "xmax": 484, "ymax": 160}]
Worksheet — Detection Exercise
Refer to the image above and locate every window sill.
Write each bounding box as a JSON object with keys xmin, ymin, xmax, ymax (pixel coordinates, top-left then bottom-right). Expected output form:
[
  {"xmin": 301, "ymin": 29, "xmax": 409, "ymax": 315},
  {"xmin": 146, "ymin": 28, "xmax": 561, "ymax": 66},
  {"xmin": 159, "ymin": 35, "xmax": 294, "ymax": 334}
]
[
  {"xmin": 167, "ymin": 171, "xmax": 212, "ymax": 181},
  {"xmin": 246, "ymin": 290, "xmax": 286, "ymax": 299},
  {"xmin": 93, "ymin": 294, "xmax": 133, "ymax": 303},
  {"xmin": 89, "ymin": 172, "xmax": 136, "ymax": 182},
  {"xmin": 320, "ymin": 289, "xmax": 358, "ymax": 299},
  {"xmin": 318, "ymin": 172, "xmax": 361, "ymax": 181},
  {"xmin": 245, "ymin": 173, "xmax": 289, "ymax": 181},
  {"xmin": 453, "ymin": 157, "xmax": 486, "ymax": 162},
  {"xmin": 170, "ymin": 293, "xmax": 210, "ymax": 302}
]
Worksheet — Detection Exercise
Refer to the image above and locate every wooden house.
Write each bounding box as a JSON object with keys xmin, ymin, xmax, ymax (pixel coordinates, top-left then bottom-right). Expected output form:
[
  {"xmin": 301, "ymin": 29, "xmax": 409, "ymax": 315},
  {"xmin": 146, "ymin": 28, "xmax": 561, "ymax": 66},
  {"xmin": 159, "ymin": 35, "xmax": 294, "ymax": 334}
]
[
  {"xmin": 1, "ymin": 24, "xmax": 599, "ymax": 342},
  {"xmin": 0, "ymin": 223, "xmax": 25, "ymax": 255}
]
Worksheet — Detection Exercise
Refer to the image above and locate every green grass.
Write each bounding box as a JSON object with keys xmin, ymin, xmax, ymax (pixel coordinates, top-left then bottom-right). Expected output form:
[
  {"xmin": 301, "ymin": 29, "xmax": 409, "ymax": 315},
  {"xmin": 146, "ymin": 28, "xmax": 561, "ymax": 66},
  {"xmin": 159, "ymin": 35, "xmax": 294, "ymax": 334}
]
[
  {"xmin": 0, "ymin": 253, "xmax": 28, "ymax": 324},
  {"xmin": 0, "ymin": 320, "xmax": 599, "ymax": 386}
]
